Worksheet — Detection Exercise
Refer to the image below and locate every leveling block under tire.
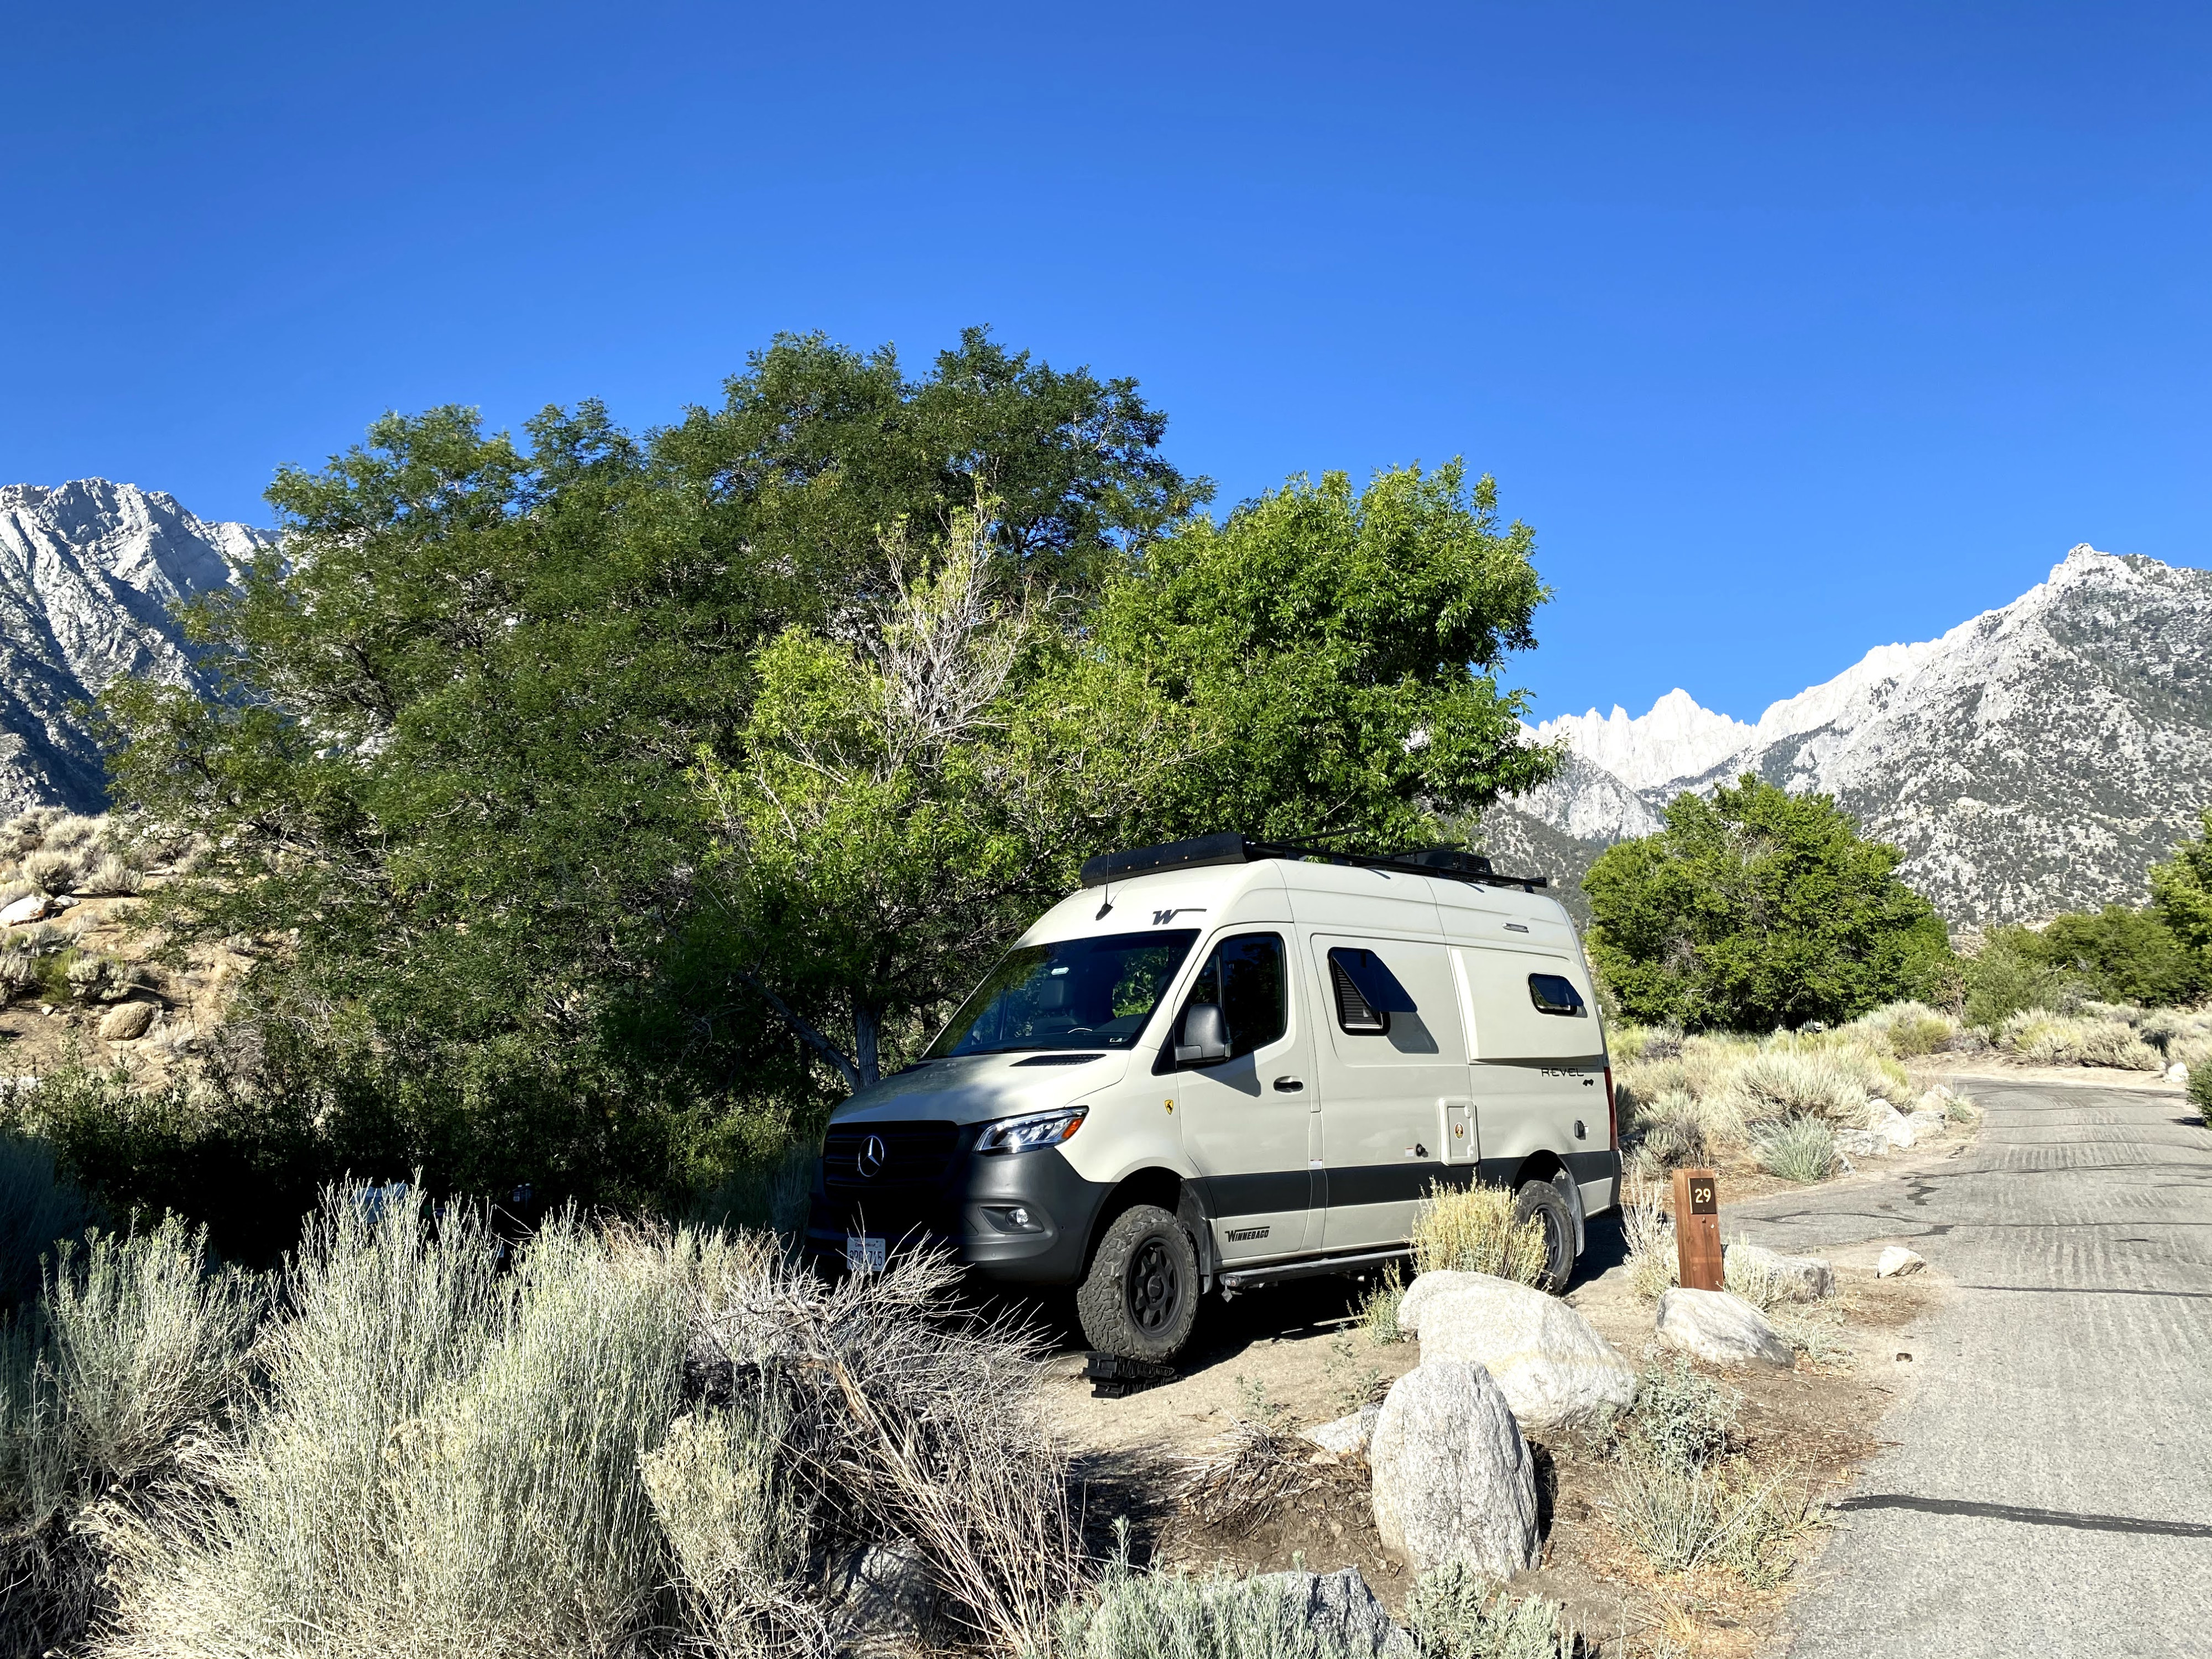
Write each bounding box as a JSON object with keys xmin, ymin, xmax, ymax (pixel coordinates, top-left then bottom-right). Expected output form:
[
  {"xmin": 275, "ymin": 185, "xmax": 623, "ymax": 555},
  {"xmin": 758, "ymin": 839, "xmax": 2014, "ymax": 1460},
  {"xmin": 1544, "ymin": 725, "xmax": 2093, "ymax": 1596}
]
[
  {"xmin": 1084, "ymin": 1352, "xmax": 1177, "ymax": 1397},
  {"xmin": 1076, "ymin": 1203, "xmax": 1201, "ymax": 1361}
]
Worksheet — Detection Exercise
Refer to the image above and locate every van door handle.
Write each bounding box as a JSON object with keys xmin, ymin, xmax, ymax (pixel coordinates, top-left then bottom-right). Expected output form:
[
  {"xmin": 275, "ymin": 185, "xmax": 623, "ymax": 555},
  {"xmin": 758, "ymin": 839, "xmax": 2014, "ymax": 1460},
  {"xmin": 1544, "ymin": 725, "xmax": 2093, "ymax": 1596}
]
[{"xmin": 1273, "ymin": 1076, "xmax": 1305, "ymax": 1093}]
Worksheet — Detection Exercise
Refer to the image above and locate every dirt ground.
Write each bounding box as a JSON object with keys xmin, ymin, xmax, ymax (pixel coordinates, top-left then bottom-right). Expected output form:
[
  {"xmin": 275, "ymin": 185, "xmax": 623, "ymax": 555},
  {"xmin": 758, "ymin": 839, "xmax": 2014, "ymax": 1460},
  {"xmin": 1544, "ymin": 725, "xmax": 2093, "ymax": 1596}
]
[
  {"xmin": 1032, "ymin": 1129, "xmax": 2013, "ymax": 1656},
  {"xmin": 0, "ymin": 891, "xmax": 245, "ymax": 1086}
]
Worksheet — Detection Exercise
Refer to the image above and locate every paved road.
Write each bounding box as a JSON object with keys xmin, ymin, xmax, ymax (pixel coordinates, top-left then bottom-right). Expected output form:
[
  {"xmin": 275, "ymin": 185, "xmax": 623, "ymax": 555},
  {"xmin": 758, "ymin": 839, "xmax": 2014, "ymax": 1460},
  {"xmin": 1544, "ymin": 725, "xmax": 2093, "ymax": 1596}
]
[{"xmin": 1726, "ymin": 1075, "xmax": 2212, "ymax": 1659}]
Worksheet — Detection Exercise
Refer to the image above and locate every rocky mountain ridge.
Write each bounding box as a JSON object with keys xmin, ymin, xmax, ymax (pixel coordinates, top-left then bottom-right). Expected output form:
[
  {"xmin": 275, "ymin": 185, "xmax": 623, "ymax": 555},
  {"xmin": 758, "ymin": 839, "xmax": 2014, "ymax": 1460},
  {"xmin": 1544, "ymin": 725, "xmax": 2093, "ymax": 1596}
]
[
  {"xmin": 1486, "ymin": 544, "xmax": 2212, "ymax": 928},
  {"xmin": 0, "ymin": 480, "xmax": 272, "ymax": 816}
]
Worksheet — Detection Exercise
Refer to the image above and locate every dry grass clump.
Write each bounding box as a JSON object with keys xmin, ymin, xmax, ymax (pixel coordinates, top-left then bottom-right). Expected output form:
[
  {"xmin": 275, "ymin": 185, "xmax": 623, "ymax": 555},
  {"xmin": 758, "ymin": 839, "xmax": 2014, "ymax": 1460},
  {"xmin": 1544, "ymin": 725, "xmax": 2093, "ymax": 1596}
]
[
  {"xmin": 1178, "ymin": 1382, "xmax": 1314, "ymax": 1536},
  {"xmin": 1851, "ymin": 1000, "xmax": 1960, "ymax": 1057},
  {"xmin": 1603, "ymin": 1358, "xmax": 1812, "ymax": 1587},
  {"xmin": 1620, "ymin": 1175, "xmax": 1676, "ymax": 1301},
  {"xmin": 1356, "ymin": 1261, "xmax": 1405, "ymax": 1344},
  {"xmin": 1, "ymin": 1218, "xmax": 259, "ymax": 1659},
  {"xmin": 1749, "ymin": 1117, "xmax": 1839, "ymax": 1183},
  {"xmin": 7, "ymin": 1187, "xmax": 1081, "ymax": 1659},
  {"xmin": 1409, "ymin": 1182, "xmax": 1548, "ymax": 1285},
  {"xmin": 20, "ymin": 848, "xmax": 81, "ymax": 896},
  {"xmin": 0, "ymin": 813, "xmax": 152, "ymax": 902},
  {"xmin": 1993, "ymin": 1011, "xmax": 2163, "ymax": 1071}
]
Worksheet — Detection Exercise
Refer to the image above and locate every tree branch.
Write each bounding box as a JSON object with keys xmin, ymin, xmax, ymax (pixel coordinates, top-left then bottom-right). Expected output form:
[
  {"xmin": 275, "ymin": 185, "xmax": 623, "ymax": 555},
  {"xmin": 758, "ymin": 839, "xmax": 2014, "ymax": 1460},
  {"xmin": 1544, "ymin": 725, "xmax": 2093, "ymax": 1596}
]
[{"xmin": 738, "ymin": 969, "xmax": 862, "ymax": 1094}]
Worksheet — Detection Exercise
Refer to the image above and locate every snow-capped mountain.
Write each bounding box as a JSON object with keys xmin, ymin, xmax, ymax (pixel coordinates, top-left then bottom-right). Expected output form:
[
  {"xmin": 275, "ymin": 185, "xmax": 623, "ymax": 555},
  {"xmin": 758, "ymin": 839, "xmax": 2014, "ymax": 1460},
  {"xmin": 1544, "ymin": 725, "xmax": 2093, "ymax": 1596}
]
[
  {"xmin": 0, "ymin": 480, "xmax": 272, "ymax": 816},
  {"xmin": 1485, "ymin": 544, "xmax": 2212, "ymax": 927}
]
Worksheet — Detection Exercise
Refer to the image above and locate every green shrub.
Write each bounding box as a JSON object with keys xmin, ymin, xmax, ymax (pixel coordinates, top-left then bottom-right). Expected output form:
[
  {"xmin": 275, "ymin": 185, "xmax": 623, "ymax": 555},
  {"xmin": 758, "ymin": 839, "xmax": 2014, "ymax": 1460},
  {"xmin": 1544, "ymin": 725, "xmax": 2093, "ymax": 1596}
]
[
  {"xmin": 1963, "ymin": 929, "xmax": 2086, "ymax": 1027},
  {"xmin": 2190, "ymin": 1065, "xmax": 2211, "ymax": 1128},
  {"xmin": 2028, "ymin": 906, "xmax": 2208, "ymax": 1008},
  {"xmin": 1402, "ymin": 1561, "xmax": 1573, "ymax": 1659},
  {"xmin": 1057, "ymin": 1553, "xmax": 1352, "ymax": 1659},
  {"xmin": 1751, "ymin": 1118, "xmax": 1839, "ymax": 1183},
  {"xmin": 1357, "ymin": 1261, "xmax": 1405, "ymax": 1344},
  {"xmin": 1853, "ymin": 999, "xmax": 1958, "ymax": 1057},
  {"xmin": 1728, "ymin": 1051, "xmax": 1869, "ymax": 1127},
  {"xmin": 1584, "ymin": 775, "xmax": 1953, "ymax": 1032},
  {"xmin": 1409, "ymin": 1182, "xmax": 1548, "ymax": 1285},
  {"xmin": 1619, "ymin": 1358, "xmax": 1737, "ymax": 1472}
]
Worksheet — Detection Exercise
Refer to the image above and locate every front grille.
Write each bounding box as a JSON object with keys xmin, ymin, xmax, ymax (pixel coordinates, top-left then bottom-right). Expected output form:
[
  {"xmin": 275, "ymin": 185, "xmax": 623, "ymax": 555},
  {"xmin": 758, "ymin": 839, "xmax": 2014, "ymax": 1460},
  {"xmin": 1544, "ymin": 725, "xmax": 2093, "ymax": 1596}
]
[{"xmin": 822, "ymin": 1119, "xmax": 961, "ymax": 1193}]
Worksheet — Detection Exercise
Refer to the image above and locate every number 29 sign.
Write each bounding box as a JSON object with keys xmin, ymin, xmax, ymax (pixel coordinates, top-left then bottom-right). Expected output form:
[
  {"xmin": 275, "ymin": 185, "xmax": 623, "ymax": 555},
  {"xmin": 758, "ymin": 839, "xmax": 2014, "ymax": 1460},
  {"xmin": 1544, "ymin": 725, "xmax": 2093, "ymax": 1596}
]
[{"xmin": 1671, "ymin": 1167, "xmax": 1724, "ymax": 1290}]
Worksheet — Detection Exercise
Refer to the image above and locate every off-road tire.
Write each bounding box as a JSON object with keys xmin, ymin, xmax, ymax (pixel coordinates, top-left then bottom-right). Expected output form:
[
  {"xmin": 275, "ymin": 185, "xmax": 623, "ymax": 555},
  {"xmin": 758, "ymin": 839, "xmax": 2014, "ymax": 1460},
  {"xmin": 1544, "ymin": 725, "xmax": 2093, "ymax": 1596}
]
[
  {"xmin": 1077, "ymin": 1203, "xmax": 1201, "ymax": 1361},
  {"xmin": 1514, "ymin": 1178, "xmax": 1578, "ymax": 1294}
]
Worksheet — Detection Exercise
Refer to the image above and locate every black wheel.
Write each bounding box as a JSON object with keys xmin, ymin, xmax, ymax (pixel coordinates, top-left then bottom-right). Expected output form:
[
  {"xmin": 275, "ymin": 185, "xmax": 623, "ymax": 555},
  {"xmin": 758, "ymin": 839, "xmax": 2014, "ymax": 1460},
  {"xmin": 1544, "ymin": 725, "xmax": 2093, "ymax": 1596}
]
[
  {"xmin": 1514, "ymin": 1178, "xmax": 1577, "ymax": 1293},
  {"xmin": 1076, "ymin": 1203, "xmax": 1200, "ymax": 1361}
]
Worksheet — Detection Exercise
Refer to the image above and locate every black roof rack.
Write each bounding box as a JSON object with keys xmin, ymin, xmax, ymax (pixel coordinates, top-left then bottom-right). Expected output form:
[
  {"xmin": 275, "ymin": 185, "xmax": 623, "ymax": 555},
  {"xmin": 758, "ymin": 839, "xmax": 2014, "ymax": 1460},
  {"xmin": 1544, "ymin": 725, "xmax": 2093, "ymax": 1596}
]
[{"xmin": 1078, "ymin": 834, "xmax": 1549, "ymax": 894}]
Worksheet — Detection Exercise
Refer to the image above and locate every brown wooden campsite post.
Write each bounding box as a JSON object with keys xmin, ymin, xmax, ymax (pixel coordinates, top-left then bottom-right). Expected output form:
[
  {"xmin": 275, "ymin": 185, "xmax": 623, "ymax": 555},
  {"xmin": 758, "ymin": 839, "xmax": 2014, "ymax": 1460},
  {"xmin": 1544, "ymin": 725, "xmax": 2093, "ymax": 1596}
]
[{"xmin": 1672, "ymin": 1167, "xmax": 1724, "ymax": 1291}]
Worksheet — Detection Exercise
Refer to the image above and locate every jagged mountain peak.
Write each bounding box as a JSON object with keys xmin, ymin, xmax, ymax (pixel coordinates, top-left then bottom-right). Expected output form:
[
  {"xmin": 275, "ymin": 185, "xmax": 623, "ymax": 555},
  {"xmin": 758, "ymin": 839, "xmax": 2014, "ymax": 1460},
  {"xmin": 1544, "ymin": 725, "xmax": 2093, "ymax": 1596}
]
[
  {"xmin": 0, "ymin": 479, "xmax": 275, "ymax": 816},
  {"xmin": 1490, "ymin": 543, "xmax": 2212, "ymax": 927}
]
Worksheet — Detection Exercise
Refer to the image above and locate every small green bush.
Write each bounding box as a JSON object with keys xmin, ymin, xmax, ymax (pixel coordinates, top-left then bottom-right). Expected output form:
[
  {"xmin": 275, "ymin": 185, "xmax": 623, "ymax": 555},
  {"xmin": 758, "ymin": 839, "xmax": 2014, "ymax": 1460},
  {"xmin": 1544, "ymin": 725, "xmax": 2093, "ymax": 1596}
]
[
  {"xmin": 1853, "ymin": 999, "xmax": 1958, "ymax": 1057},
  {"xmin": 1409, "ymin": 1182, "xmax": 1548, "ymax": 1285},
  {"xmin": 1751, "ymin": 1118, "xmax": 1839, "ymax": 1183},
  {"xmin": 1357, "ymin": 1261, "xmax": 1405, "ymax": 1344},
  {"xmin": 1619, "ymin": 1358, "xmax": 1737, "ymax": 1472},
  {"xmin": 2190, "ymin": 1065, "xmax": 2211, "ymax": 1128},
  {"xmin": 1056, "ymin": 1557, "xmax": 1343, "ymax": 1659},
  {"xmin": 1402, "ymin": 1561, "xmax": 1573, "ymax": 1659}
]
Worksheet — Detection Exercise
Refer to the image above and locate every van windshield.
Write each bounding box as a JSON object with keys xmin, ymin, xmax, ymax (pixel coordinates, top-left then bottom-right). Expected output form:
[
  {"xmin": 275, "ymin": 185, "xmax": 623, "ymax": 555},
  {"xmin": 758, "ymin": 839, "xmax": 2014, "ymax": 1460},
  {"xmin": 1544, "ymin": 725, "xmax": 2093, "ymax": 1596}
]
[{"xmin": 926, "ymin": 930, "xmax": 1201, "ymax": 1058}]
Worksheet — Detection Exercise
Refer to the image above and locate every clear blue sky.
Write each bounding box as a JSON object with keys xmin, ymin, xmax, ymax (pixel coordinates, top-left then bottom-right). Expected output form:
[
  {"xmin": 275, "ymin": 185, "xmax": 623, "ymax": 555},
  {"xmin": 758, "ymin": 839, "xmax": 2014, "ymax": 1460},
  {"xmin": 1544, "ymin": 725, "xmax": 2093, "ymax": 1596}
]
[{"xmin": 6, "ymin": 2, "xmax": 2206, "ymax": 724}]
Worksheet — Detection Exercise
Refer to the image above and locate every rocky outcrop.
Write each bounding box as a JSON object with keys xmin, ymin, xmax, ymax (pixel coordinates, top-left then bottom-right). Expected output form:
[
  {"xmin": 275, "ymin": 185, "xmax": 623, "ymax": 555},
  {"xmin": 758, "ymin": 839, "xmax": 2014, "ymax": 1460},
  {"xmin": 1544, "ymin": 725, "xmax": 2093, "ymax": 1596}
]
[
  {"xmin": 1493, "ymin": 545, "xmax": 2212, "ymax": 925},
  {"xmin": 0, "ymin": 480, "xmax": 272, "ymax": 815}
]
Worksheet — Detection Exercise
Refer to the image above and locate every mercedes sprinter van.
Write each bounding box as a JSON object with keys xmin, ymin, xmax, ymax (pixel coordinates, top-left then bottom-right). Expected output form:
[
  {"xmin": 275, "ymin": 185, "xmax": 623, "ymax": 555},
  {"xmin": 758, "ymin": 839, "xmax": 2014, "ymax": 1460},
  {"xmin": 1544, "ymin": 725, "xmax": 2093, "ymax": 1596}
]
[{"xmin": 805, "ymin": 833, "xmax": 1621, "ymax": 1360}]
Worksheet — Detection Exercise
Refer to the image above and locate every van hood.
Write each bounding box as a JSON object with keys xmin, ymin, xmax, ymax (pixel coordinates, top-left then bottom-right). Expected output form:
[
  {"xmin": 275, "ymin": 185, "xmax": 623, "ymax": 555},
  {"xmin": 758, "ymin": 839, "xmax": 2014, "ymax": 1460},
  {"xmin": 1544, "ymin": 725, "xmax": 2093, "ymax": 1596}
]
[{"xmin": 828, "ymin": 1051, "xmax": 1135, "ymax": 1128}]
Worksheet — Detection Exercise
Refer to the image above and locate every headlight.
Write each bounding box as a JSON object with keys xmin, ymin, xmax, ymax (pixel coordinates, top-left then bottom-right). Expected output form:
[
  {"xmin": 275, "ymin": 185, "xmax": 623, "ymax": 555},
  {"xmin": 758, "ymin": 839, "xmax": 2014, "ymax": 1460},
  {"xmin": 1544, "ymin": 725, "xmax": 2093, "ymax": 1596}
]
[{"xmin": 977, "ymin": 1105, "xmax": 1088, "ymax": 1155}]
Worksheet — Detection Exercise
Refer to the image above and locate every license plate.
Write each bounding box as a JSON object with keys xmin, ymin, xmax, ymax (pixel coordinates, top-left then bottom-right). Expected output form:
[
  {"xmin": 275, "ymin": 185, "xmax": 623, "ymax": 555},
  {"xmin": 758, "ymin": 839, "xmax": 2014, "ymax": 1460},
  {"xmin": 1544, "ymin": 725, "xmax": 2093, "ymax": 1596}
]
[{"xmin": 846, "ymin": 1235, "xmax": 887, "ymax": 1275}]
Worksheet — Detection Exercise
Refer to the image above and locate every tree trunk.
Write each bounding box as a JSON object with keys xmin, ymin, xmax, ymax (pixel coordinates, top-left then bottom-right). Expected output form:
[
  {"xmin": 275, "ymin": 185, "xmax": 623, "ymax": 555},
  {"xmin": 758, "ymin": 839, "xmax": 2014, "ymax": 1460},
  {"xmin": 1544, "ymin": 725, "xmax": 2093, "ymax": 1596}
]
[{"xmin": 854, "ymin": 1001, "xmax": 883, "ymax": 1089}]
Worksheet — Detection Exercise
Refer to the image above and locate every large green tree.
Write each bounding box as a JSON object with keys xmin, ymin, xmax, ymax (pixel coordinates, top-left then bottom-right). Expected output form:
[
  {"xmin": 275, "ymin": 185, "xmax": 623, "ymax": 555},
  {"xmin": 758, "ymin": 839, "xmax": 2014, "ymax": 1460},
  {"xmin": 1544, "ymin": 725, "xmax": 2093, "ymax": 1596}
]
[
  {"xmin": 701, "ymin": 463, "xmax": 1561, "ymax": 1089},
  {"xmin": 1583, "ymin": 776, "xmax": 1952, "ymax": 1031},
  {"xmin": 1096, "ymin": 463, "xmax": 1559, "ymax": 848},
  {"xmin": 98, "ymin": 331, "xmax": 1202, "ymax": 1203}
]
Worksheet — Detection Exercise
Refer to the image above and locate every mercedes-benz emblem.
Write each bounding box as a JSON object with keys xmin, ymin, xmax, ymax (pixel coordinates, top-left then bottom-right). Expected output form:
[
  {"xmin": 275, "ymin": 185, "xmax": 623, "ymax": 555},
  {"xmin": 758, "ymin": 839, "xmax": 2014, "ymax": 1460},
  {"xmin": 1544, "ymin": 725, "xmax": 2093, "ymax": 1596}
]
[{"xmin": 856, "ymin": 1134, "xmax": 886, "ymax": 1179}]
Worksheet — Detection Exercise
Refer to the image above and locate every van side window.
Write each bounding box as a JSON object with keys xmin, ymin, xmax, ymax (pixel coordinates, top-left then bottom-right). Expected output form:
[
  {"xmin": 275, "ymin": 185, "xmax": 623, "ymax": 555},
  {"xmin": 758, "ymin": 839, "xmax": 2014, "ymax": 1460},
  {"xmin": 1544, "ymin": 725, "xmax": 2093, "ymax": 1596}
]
[
  {"xmin": 1327, "ymin": 946, "xmax": 1416, "ymax": 1034},
  {"xmin": 1183, "ymin": 934, "xmax": 1287, "ymax": 1057},
  {"xmin": 1528, "ymin": 973, "xmax": 1587, "ymax": 1017}
]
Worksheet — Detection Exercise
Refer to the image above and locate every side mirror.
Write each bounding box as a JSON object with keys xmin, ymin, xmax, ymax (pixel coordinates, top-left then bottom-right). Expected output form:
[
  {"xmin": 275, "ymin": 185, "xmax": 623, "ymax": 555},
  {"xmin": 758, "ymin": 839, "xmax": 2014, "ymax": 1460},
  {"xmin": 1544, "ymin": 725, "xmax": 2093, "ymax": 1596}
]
[{"xmin": 1174, "ymin": 1003, "xmax": 1231, "ymax": 1067}]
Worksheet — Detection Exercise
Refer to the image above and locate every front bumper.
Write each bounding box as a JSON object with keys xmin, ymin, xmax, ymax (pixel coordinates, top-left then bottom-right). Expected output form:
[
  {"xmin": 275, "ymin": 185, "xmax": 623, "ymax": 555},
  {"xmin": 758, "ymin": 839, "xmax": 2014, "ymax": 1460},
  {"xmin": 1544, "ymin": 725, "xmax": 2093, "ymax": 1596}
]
[{"xmin": 805, "ymin": 1126, "xmax": 1110, "ymax": 1286}]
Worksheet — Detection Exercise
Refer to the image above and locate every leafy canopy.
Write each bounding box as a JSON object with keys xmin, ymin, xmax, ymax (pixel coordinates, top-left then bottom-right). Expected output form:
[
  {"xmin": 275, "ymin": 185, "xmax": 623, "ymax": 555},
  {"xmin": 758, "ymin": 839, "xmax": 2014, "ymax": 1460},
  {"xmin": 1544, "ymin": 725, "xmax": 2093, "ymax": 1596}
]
[
  {"xmin": 2151, "ymin": 807, "xmax": 2212, "ymax": 962},
  {"xmin": 707, "ymin": 463, "xmax": 1559, "ymax": 1089},
  {"xmin": 1096, "ymin": 463, "xmax": 1558, "ymax": 848},
  {"xmin": 97, "ymin": 330, "xmax": 1203, "ymax": 1208},
  {"xmin": 1583, "ymin": 775, "xmax": 1952, "ymax": 1031}
]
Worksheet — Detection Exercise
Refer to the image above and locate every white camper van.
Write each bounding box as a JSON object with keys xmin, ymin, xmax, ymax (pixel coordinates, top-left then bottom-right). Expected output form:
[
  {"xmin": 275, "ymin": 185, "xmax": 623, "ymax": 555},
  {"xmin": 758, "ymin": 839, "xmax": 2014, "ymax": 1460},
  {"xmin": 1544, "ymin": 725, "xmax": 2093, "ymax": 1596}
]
[{"xmin": 805, "ymin": 834, "xmax": 1620, "ymax": 1361}]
